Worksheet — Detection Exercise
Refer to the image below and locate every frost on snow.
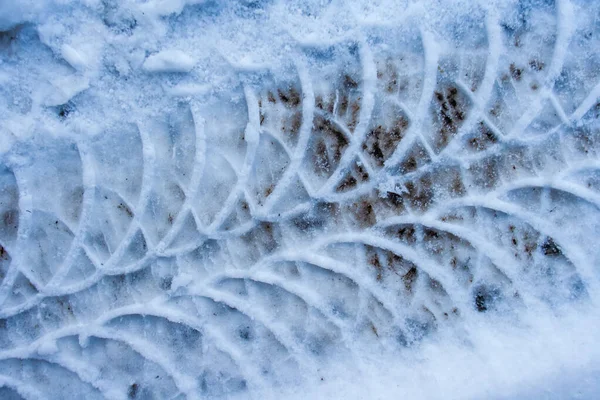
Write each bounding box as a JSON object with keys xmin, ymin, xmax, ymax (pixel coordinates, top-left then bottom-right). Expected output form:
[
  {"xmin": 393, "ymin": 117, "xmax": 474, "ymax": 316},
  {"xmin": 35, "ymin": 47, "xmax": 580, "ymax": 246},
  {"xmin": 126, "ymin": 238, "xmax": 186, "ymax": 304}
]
[{"xmin": 0, "ymin": 0, "xmax": 600, "ymax": 399}]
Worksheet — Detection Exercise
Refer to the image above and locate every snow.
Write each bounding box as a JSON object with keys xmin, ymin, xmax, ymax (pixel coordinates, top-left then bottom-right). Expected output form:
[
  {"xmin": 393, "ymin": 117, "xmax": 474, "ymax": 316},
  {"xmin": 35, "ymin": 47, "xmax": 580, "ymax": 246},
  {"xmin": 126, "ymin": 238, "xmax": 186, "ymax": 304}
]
[
  {"xmin": 0, "ymin": 0, "xmax": 600, "ymax": 398},
  {"xmin": 142, "ymin": 50, "xmax": 196, "ymax": 73},
  {"xmin": 60, "ymin": 44, "xmax": 88, "ymax": 72}
]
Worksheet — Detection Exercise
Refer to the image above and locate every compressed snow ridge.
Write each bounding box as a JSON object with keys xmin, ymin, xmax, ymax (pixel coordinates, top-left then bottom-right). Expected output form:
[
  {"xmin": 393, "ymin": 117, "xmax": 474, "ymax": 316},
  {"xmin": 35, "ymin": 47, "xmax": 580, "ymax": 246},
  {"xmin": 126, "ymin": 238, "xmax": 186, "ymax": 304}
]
[{"xmin": 142, "ymin": 49, "xmax": 196, "ymax": 73}]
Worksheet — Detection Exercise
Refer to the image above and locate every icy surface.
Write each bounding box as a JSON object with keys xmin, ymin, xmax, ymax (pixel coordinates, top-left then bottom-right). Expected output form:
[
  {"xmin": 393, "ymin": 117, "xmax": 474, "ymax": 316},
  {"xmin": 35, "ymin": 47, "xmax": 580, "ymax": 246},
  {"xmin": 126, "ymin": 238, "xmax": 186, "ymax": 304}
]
[{"xmin": 1, "ymin": 0, "xmax": 600, "ymax": 398}]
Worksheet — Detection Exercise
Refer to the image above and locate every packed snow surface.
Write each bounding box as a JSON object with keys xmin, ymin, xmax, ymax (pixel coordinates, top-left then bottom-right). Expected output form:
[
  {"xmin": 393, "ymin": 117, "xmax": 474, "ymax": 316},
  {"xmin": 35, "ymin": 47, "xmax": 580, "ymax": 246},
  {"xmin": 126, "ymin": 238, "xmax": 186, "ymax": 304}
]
[{"xmin": 1, "ymin": 0, "xmax": 600, "ymax": 399}]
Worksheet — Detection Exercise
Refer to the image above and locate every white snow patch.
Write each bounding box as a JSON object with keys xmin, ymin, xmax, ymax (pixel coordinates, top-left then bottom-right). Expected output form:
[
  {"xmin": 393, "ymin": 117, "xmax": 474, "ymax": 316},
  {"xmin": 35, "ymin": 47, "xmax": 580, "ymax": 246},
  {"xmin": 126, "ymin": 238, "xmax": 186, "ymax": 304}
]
[
  {"xmin": 142, "ymin": 49, "xmax": 196, "ymax": 73},
  {"xmin": 43, "ymin": 75, "xmax": 89, "ymax": 107},
  {"xmin": 60, "ymin": 44, "xmax": 88, "ymax": 71},
  {"xmin": 250, "ymin": 308, "xmax": 600, "ymax": 400}
]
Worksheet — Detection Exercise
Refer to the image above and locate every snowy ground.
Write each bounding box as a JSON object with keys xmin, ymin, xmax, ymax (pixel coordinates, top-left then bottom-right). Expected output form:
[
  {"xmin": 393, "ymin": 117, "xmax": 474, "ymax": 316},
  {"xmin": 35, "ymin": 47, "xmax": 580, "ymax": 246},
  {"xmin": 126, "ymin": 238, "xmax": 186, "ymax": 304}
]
[{"xmin": 1, "ymin": 0, "xmax": 600, "ymax": 399}]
